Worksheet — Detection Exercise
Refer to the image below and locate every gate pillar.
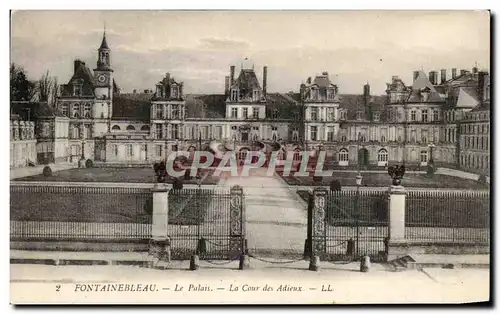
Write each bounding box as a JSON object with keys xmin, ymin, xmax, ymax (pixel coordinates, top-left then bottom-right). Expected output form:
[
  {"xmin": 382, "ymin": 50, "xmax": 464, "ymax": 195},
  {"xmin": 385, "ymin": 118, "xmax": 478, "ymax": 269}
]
[
  {"xmin": 150, "ymin": 183, "xmax": 171, "ymax": 262},
  {"xmin": 311, "ymin": 187, "xmax": 328, "ymax": 257},
  {"xmin": 387, "ymin": 185, "xmax": 408, "ymax": 260},
  {"xmin": 230, "ymin": 185, "xmax": 245, "ymax": 257}
]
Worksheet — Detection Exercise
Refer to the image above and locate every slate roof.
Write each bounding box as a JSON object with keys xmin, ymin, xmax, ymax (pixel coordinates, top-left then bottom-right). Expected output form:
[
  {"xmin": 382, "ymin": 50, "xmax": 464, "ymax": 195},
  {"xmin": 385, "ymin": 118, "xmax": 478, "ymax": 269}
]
[
  {"xmin": 10, "ymin": 101, "xmax": 66, "ymax": 120},
  {"xmin": 338, "ymin": 94, "xmax": 387, "ymax": 121},
  {"xmin": 185, "ymin": 94, "xmax": 226, "ymax": 119},
  {"xmin": 265, "ymin": 93, "xmax": 302, "ymax": 120},
  {"xmin": 112, "ymin": 94, "xmax": 151, "ymax": 121},
  {"xmin": 230, "ymin": 68, "xmax": 264, "ymax": 101},
  {"xmin": 99, "ymin": 32, "xmax": 110, "ymax": 50},
  {"xmin": 455, "ymin": 87, "xmax": 480, "ymax": 109},
  {"xmin": 407, "ymin": 71, "xmax": 444, "ymax": 102},
  {"xmin": 60, "ymin": 61, "xmax": 95, "ymax": 98}
]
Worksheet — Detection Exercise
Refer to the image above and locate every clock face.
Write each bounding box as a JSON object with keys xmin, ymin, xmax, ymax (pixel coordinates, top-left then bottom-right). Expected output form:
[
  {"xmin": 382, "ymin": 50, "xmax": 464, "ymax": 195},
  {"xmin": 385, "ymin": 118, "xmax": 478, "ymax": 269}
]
[{"xmin": 98, "ymin": 74, "xmax": 106, "ymax": 83}]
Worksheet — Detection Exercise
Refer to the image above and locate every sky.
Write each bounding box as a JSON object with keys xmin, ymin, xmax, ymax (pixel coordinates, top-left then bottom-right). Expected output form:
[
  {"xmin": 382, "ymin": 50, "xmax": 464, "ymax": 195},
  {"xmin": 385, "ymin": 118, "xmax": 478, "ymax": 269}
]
[{"xmin": 11, "ymin": 10, "xmax": 490, "ymax": 95}]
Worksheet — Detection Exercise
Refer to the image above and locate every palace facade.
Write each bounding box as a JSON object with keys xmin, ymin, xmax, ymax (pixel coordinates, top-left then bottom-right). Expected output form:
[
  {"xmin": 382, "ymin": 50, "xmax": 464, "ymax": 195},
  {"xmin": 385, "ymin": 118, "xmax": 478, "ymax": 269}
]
[{"xmin": 11, "ymin": 31, "xmax": 490, "ymax": 176}]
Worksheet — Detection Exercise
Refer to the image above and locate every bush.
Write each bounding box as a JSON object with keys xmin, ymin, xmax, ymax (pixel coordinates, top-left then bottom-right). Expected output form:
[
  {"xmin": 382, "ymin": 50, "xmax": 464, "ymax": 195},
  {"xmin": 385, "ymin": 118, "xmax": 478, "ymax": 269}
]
[
  {"xmin": 330, "ymin": 179, "xmax": 341, "ymax": 191},
  {"xmin": 85, "ymin": 159, "xmax": 94, "ymax": 168},
  {"xmin": 478, "ymin": 175, "xmax": 487, "ymax": 184},
  {"xmin": 42, "ymin": 166, "xmax": 52, "ymax": 177},
  {"xmin": 173, "ymin": 178, "xmax": 184, "ymax": 190},
  {"xmin": 312, "ymin": 175, "xmax": 323, "ymax": 183}
]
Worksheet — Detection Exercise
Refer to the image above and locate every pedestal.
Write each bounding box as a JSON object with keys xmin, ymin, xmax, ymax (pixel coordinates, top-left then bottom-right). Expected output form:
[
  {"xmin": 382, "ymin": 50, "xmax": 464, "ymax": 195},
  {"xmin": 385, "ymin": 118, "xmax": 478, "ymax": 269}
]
[
  {"xmin": 387, "ymin": 185, "xmax": 408, "ymax": 260},
  {"xmin": 150, "ymin": 183, "xmax": 171, "ymax": 262}
]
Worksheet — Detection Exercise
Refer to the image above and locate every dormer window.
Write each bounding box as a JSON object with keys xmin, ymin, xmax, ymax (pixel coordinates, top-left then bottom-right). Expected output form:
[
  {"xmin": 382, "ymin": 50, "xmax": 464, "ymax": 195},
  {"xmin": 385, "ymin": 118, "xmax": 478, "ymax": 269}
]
[
  {"xmin": 373, "ymin": 112, "xmax": 380, "ymax": 121},
  {"xmin": 231, "ymin": 89, "xmax": 239, "ymax": 101},
  {"xmin": 312, "ymin": 88, "xmax": 319, "ymax": 100},
  {"xmin": 73, "ymin": 84, "xmax": 82, "ymax": 96},
  {"xmin": 340, "ymin": 110, "xmax": 347, "ymax": 120},
  {"xmin": 356, "ymin": 111, "xmax": 363, "ymax": 120},
  {"xmin": 171, "ymin": 86, "xmax": 178, "ymax": 98},
  {"xmin": 253, "ymin": 90, "xmax": 259, "ymax": 101},
  {"xmin": 271, "ymin": 109, "xmax": 279, "ymax": 119},
  {"xmin": 327, "ymin": 89, "xmax": 334, "ymax": 100}
]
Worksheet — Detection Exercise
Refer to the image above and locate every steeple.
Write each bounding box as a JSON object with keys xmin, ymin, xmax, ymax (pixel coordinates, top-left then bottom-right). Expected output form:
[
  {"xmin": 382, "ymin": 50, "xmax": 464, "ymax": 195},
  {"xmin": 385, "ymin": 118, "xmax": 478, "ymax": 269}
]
[
  {"xmin": 99, "ymin": 26, "xmax": 109, "ymax": 50},
  {"xmin": 96, "ymin": 25, "xmax": 112, "ymax": 71}
]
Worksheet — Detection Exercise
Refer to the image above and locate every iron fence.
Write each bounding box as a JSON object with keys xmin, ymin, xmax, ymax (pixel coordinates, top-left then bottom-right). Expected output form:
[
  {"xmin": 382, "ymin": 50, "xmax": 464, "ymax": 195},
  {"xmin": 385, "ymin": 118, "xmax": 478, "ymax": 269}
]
[
  {"xmin": 167, "ymin": 187, "xmax": 240, "ymax": 260},
  {"xmin": 405, "ymin": 190, "xmax": 490, "ymax": 244},
  {"xmin": 10, "ymin": 185, "xmax": 152, "ymax": 239},
  {"xmin": 317, "ymin": 190, "xmax": 389, "ymax": 261}
]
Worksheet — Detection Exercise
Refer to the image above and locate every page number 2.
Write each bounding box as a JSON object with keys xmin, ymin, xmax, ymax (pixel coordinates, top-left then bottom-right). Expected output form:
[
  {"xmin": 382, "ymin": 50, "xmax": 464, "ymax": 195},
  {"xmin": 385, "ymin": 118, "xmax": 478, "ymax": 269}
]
[{"xmin": 56, "ymin": 284, "xmax": 61, "ymax": 292}]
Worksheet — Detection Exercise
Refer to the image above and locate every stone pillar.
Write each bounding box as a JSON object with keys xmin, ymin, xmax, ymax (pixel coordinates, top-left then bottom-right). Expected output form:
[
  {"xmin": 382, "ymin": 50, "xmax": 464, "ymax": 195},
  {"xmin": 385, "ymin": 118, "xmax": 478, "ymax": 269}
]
[
  {"xmin": 387, "ymin": 185, "xmax": 407, "ymax": 260},
  {"xmin": 229, "ymin": 185, "xmax": 245, "ymax": 257},
  {"xmin": 150, "ymin": 183, "xmax": 171, "ymax": 262}
]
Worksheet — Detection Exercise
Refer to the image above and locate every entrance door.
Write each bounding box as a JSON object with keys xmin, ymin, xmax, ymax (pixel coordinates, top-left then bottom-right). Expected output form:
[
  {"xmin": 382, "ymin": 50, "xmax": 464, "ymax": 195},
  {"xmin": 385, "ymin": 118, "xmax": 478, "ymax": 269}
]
[
  {"xmin": 358, "ymin": 148, "xmax": 369, "ymax": 167},
  {"xmin": 241, "ymin": 132, "xmax": 249, "ymax": 141}
]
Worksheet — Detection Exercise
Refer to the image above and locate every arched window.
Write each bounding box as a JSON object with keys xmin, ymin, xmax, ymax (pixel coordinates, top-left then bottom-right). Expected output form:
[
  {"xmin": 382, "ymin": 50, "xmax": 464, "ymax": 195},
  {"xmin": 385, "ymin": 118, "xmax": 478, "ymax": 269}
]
[
  {"xmin": 112, "ymin": 125, "xmax": 120, "ymax": 131},
  {"xmin": 293, "ymin": 149, "xmax": 301, "ymax": 161},
  {"xmin": 292, "ymin": 132, "xmax": 298, "ymax": 142},
  {"xmin": 378, "ymin": 149, "xmax": 388, "ymax": 166},
  {"xmin": 420, "ymin": 150, "xmax": 428, "ymax": 166},
  {"xmin": 141, "ymin": 125, "xmax": 150, "ymax": 131},
  {"xmin": 126, "ymin": 125, "xmax": 136, "ymax": 131},
  {"xmin": 72, "ymin": 103, "xmax": 80, "ymax": 118},
  {"xmin": 338, "ymin": 149, "xmax": 349, "ymax": 166},
  {"xmin": 253, "ymin": 133, "xmax": 258, "ymax": 141}
]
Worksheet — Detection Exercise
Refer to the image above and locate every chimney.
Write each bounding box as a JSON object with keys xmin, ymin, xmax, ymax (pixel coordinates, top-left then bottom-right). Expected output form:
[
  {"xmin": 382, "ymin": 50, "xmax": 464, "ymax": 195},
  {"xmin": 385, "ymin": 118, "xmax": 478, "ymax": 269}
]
[
  {"xmin": 452, "ymin": 68, "xmax": 457, "ymax": 79},
  {"xmin": 440, "ymin": 69, "xmax": 447, "ymax": 84},
  {"xmin": 230, "ymin": 66, "xmax": 235, "ymax": 86},
  {"xmin": 413, "ymin": 71, "xmax": 419, "ymax": 82},
  {"xmin": 430, "ymin": 71, "xmax": 438, "ymax": 85},
  {"xmin": 133, "ymin": 89, "xmax": 137, "ymax": 94},
  {"xmin": 263, "ymin": 66, "xmax": 268, "ymax": 96},
  {"xmin": 74, "ymin": 59, "xmax": 83, "ymax": 74},
  {"xmin": 363, "ymin": 83, "xmax": 370, "ymax": 106},
  {"xmin": 478, "ymin": 71, "xmax": 487, "ymax": 104},
  {"xmin": 165, "ymin": 72, "xmax": 170, "ymax": 83},
  {"xmin": 224, "ymin": 76, "xmax": 230, "ymax": 95},
  {"xmin": 460, "ymin": 69, "xmax": 467, "ymax": 76},
  {"xmin": 472, "ymin": 67, "xmax": 478, "ymax": 74}
]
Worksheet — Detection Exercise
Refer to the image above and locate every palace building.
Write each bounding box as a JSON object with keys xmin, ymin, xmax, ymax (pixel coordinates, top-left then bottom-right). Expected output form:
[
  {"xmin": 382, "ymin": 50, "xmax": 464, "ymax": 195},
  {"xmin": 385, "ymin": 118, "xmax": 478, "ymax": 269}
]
[{"xmin": 11, "ymin": 31, "xmax": 489, "ymax": 176}]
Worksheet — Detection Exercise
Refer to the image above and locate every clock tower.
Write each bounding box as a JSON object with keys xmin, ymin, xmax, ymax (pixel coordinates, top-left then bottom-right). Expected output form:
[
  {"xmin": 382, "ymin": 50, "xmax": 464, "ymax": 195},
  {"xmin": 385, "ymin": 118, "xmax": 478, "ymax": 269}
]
[
  {"xmin": 93, "ymin": 28, "xmax": 114, "ymax": 136},
  {"xmin": 93, "ymin": 29, "xmax": 114, "ymax": 101}
]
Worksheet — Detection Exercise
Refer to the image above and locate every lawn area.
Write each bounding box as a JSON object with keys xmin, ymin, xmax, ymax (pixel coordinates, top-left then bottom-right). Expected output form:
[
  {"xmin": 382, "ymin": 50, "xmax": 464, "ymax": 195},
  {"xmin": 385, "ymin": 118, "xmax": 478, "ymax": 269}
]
[
  {"xmin": 13, "ymin": 167, "xmax": 221, "ymax": 185},
  {"xmin": 279, "ymin": 171, "xmax": 487, "ymax": 189}
]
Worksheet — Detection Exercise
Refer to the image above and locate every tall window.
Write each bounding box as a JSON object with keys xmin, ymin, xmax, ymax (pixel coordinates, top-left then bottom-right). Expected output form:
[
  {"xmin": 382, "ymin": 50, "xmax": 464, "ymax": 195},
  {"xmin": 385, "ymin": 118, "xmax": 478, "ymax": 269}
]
[
  {"xmin": 231, "ymin": 108, "xmax": 238, "ymax": 118},
  {"xmin": 72, "ymin": 103, "xmax": 80, "ymax": 118},
  {"xmin": 243, "ymin": 108, "xmax": 248, "ymax": 119},
  {"xmin": 310, "ymin": 126, "xmax": 317, "ymax": 141},
  {"xmin": 341, "ymin": 135, "xmax": 347, "ymax": 142},
  {"xmin": 171, "ymin": 105, "xmax": 179, "ymax": 119},
  {"xmin": 73, "ymin": 84, "xmax": 82, "ymax": 96},
  {"xmin": 113, "ymin": 145, "xmax": 118, "ymax": 156},
  {"xmin": 172, "ymin": 124, "xmax": 179, "ymax": 139},
  {"xmin": 156, "ymin": 124, "xmax": 163, "ymax": 139},
  {"xmin": 72, "ymin": 125, "xmax": 79, "ymax": 139},
  {"xmin": 215, "ymin": 126, "xmax": 222, "ymax": 139},
  {"xmin": 327, "ymin": 127, "xmax": 334, "ymax": 141},
  {"xmin": 171, "ymin": 87, "xmax": 178, "ymax": 98},
  {"xmin": 338, "ymin": 149, "xmax": 349, "ymax": 162},
  {"xmin": 378, "ymin": 149, "xmax": 388, "ymax": 163},
  {"xmin": 84, "ymin": 124, "xmax": 91, "ymax": 139},
  {"xmin": 311, "ymin": 108, "xmax": 318, "ymax": 121},
  {"xmin": 327, "ymin": 89, "xmax": 334, "ymax": 100},
  {"xmin": 155, "ymin": 145, "xmax": 162, "ymax": 157},
  {"xmin": 410, "ymin": 130, "xmax": 416, "ymax": 143},
  {"xmin": 433, "ymin": 110, "xmax": 439, "ymax": 121},
  {"xmin": 127, "ymin": 144, "xmax": 133, "ymax": 157},
  {"xmin": 340, "ymin": 110, "xmax": 347, "ymax": 120},
  {"xmin": 410, "ymin": 110, "xmax": 416, "ymax": 121},
  {"xmin": 231, "ymin": 89, "xmax": 239, "ymax": 101},
  {"xmin": 156, "ymin": 105, "xmax": 163, "ymax": 119},
  {"xmin": 421, "ymin": 110, "xmax": 428, "ymax": 122},
  {"xmin": 84, "ymin": 103, "xmax": 92, "ymax": 118},
  {"xmin": 420, "ymin": 150, "xmax": 428, "ymax": 163},
  {"xmin": 421, "ymin": 130, "xmax": 428, "ymax": 143},
  {"xmin": 292, "ymin": 132, "xmax": 298, "ymax": 142},
  {"xmin": 61, "ymin": 104, "xmax": 69, "ymax": 117},
  {"xmin": 293, "ymin": 149, "xmax": 301, "ymax": 161},
  {"xmin": 252, "ymin": 107, "xmax": 259, "ymax": 118}
]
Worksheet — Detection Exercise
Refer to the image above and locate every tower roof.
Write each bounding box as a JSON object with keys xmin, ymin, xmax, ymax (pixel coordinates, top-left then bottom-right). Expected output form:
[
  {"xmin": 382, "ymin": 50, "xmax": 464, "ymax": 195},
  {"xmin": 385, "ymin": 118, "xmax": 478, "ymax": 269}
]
[{"xmin": 99, "ymin": 30, "xmax": 109, "ymax": 50}]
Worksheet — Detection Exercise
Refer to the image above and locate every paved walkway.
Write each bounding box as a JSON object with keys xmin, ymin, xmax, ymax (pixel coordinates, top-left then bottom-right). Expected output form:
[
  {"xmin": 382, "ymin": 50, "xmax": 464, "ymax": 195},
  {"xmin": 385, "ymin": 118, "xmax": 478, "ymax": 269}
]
[
  {"xmin": 10, "ymin": 162, "xmax": 77, "ymax": 180},
  {"xmin": 217, "ymin": 168, "xmax": 307, "ymax": 257}
]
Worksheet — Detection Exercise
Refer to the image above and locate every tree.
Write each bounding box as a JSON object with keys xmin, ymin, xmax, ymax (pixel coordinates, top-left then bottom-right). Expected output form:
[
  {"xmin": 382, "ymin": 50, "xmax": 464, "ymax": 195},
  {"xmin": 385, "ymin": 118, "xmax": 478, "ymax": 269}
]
[
  {"xmin": 10, "ymin": 63, "xmax": 36, "ymax": 101},
  {"xmin": 38, "ymin": 70, "xmax": 59, "ymax": 107}
]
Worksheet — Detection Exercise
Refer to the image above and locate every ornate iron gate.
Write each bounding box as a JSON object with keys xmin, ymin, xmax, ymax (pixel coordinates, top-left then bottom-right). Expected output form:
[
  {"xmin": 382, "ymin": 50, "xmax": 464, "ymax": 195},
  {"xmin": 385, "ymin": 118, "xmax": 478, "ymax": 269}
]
[
  {"xmin": 307, "ymin": 188, "xmax": 389, "ymax": 262},
  {"xmin": 168, "ymin": 185, "xmax": 245, "ymax": 260}
]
